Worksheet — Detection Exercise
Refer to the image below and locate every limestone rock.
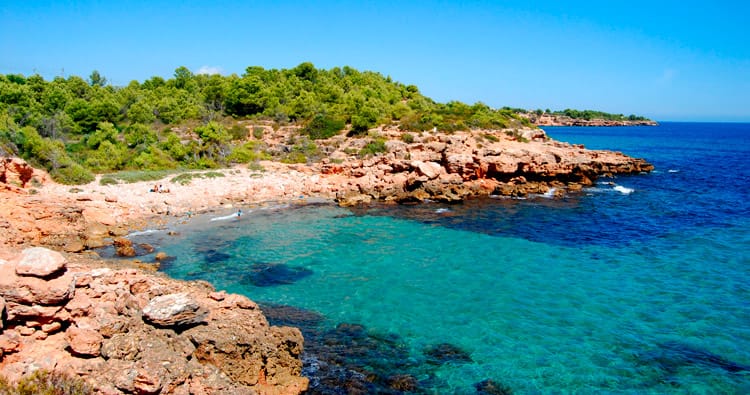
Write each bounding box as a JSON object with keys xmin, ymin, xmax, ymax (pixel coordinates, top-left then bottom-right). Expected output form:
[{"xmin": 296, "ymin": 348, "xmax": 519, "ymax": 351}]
[
  {"xmin": 113, "ymin": 237, "xmax": 136, "ymax": 257},
  {"xmin": 66, "ymin": 326, "xmax": 104, "ymax": 357},
  {"xmin": 15, "ymin": 247, "xmax": 67, "ymax": 277},
  {"xmin": 142, "ymin": 292, "xmax": 207, "ymax": 327},
  {"xmin": 414, "ymin": 161, "xmax": 442, "ymax": 180}
]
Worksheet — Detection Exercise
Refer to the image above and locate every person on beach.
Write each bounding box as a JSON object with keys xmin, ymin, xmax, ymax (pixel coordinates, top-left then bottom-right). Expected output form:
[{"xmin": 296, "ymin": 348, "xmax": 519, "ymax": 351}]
[{"xmin": 237, "ymin": 209, "xmax": 243, "ymax": 218}]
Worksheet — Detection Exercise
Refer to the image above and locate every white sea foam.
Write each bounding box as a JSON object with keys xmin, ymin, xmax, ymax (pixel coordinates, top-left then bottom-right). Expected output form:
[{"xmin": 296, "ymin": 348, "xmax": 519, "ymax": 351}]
[
  {"xmin": 668, "ymin": 169, "xmax": 680, "ymax": 173},
  {"xmin": 542, "ymin": 187, "xmax": 557, "ymax": 198},
  {"xmin": 210, "ymin": 213, "xmax": 241, "ymax": 221},
  {"xmin": 128, "ymin": 229, "xmax": 160, "ymax": 237},
  {"xmin": 435, "ymin": 208, "xmax": 451, "ymax": 214},
  {"xmin": 613, "ymin": 185, "xmax": 634, "ymax": 195}
]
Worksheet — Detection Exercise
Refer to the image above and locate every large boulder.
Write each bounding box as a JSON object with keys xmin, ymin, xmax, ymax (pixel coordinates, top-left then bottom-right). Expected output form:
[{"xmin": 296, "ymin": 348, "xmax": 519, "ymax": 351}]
[
  {"xmin": 15, "ymin": 247, "xmax": 67, "ymax": 277},
  {"xmin": 142, "ymin": 292, "xmax": 207, "ymax": 328},
  {"xmin": 66, "ymin": 326, "xmax": 104, "ymax": 357}
]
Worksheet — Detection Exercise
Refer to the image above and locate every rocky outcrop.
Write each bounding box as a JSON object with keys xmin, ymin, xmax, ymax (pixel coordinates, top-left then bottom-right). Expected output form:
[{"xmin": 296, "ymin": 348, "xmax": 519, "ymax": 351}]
[
  {"xmin": 327, "ymin": 128, "xmax": 653, "ymax": 206},
  {"xmin": 521, "ymin": 113, "xmax": 658, "ymax": 127},
  {"xmin": 0, "ymin": 247, "xmax": 308, "ymax": 394}
]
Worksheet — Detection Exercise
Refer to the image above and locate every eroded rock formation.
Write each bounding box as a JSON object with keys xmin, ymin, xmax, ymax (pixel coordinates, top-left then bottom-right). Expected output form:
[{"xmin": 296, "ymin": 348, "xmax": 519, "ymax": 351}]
[{"xmin": 0, "ymin": 247, "xmax": 308, "ymax": 394}]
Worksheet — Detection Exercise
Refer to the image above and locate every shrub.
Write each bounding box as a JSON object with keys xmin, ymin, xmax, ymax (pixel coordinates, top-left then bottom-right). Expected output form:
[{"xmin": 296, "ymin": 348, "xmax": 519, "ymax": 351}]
[
  {"xmin": 228, "ymin": 124, "xmax": 249, "ymax": 140},
  {"xmin": 302, "ymin": 114, "xmax": 345, "ymax": 140},
  {"xmin": 359, "ymin": 138, "xmax": 387, "ymax": 157},
  {"xmin": 401, "ymin": 133, "xmax": 415, "ymax": 143},
  {"xmin": 482, "ymin": 133, "xmax": 499, "ymax": 142},
  {"xmin": 99, "ymin": 176, "xmax": 118, "ymax": 185},
  {"xmin": 0, "ymin": 369, "xmax": 93, "ymax": 394},
  {"xmin": 170, "ymin": 171, "xmax": 225, "ymax": 186},
  {"xmin": 252, "ymin": 127, "xmax": 264, "ymax": 139},
  {"xmin": 50, "ymin": 163, "xmax": 94, "ymax": 185}
]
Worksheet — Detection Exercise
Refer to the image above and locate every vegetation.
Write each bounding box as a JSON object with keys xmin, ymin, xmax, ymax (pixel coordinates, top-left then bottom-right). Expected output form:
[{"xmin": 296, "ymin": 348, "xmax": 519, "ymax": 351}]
[
  {"xmin": 549, "ymin": 109, "xmax": 650, "ymax": 121},
  {"xmin": 0, "ymin": 370, "xmax": 93, "ymax": 394},
  {"xmin": 0, "ymin": 63, "xmax": 532, "ymax": 184}
]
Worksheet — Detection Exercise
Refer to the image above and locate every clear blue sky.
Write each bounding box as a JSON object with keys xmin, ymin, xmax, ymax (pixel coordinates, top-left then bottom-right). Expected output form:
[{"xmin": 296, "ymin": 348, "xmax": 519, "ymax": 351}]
[{"xmin": 2, "ymin": 0, "xmax": 748, "ymax": 121}]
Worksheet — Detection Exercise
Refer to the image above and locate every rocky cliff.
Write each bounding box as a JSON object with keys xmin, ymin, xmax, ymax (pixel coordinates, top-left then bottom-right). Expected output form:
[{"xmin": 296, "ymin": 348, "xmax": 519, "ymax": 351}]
[{"xmin": 0, "ymin": 247, "xmax": 308, "ymax": 394}]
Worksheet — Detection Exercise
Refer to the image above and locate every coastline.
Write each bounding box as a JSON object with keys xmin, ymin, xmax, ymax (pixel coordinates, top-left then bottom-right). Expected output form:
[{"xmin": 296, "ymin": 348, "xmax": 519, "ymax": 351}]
[{"xmin": 0, "ymin": 125, "xmax": 654, "ymax": 392}]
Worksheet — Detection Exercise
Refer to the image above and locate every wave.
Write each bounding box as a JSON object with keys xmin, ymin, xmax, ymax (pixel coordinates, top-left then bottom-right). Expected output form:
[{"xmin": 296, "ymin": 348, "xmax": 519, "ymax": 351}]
[
  {"xmin": 668, "ymin": 169, "xmax": 680, "ymax": 173},
  {"xmin": 613, "ymin": 185, "xmax": 634, "ymax": 195},
  {"xmin": 210, "ymin": 212, "xmax": 243, "ymax": 222},
  {"xmin": 128, "ymin": 229, "xmax": 160, "ymax": 237},
  {"xmin": 435, "ymin": 208, "xmax": 451, "ymax": 214},
  {"xmin": 542, "ymin": 187, "xmax": 557, "ymax": 198}
]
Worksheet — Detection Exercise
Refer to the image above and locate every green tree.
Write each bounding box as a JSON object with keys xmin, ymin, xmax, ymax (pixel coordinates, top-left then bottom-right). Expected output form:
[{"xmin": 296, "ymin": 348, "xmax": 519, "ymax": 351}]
[{"xmin": 88, "ymin": 70, "xmax": 107, "ymax": 87}]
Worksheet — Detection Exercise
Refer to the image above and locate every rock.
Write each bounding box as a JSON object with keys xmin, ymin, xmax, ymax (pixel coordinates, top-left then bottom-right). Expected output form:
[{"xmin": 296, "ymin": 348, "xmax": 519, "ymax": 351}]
[
  {"xmin": 0, "ymin": 261, "xmax": 75, "ymax": 305},
  {"xmin": 475, "ymin": 379, "xmax": 514, "ymax": 395},
  {"xmin": 66, "ymin": 326, "xmax": 104, "ymax": 357},
  {"xmin": 414, "ymin": 160, "xmax": 442, "ymax": 180},
  {"xmin": 142, "ymin": 292, "xmax": 207, "ymax": 327},
  {"xmin": 113, "ymin": 237, "xmax": 136, "ymax": 257},
  {"xmin": 0, "ymin": 329, "xmax": 22, "ymax": 354},
  {"xmin": 154, "ymin": 252, "xmax": 169, "ymax": 261},
  {"xmin": 424, "ymin": 342, "xmax": 473, "ymax": 365},
  {"xmin": 104, "ymin": 195, "xmax": 118, "ymax": 203},
  {"xmin": 15, "ymin": 247, "xmax": 67, "ymax": 277}
]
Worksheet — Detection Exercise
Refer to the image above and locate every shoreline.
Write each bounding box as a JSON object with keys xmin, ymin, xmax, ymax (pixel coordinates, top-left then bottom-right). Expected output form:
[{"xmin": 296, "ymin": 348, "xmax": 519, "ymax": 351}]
[{"xmin": 0, "ymin": 126, "xmax": 654, "ymax": 392}]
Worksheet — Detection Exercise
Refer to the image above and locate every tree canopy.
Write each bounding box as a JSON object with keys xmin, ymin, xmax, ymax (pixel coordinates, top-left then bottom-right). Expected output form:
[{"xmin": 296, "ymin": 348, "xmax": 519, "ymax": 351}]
[{"xmin": 0, "ymin": 63, "xmax": 539, "ymax": 184}]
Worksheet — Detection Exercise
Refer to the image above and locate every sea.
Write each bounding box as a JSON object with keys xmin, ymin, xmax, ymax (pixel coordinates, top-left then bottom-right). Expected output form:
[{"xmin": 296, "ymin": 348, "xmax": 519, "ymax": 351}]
[{"xmin": 128, "ymin": 122, "xmax": 750, "ymax": 394}]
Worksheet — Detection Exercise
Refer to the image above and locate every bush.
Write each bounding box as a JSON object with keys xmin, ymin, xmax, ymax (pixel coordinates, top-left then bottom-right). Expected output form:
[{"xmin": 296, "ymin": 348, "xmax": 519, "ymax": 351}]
[
  {"xmin": 99, "ymin": 176, "xmax": 118, "ymax": 185},
  {"xmin": 252, "ymin": 127, "xmax": 264, "ymax": 139},
  {"xmin": 171, "ymin": 171, "xmax": 224, "ymax": 186},
  {"xmin": 0, "ymin": 369, "xmax": 93, "ymax": 394},
  {"xmin": 101, "ymin": 169, "xmax": 175, "ymax": 183},
  {"xmin": 401, "ymin": 133, "xmax": 415, "ymax": 143},
  {"xmin": 228, "ymin": 124, "xmax": 249, "ymax": 140},
  {"xmin": 359, "ymin": 138, "xmax": 387, "ymax": 157},
  {"xmin": 302, "ymin": 114, "xmax": 345, "ymax": 140},
  {"xmin": 50, "ymin": 163, "xmax": 94, "ymax": 185}
]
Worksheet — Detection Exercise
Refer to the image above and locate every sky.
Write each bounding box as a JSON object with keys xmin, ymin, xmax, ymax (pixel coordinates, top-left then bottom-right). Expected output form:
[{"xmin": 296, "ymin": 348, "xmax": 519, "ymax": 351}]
[{"xmin": 2, "ymin": 0, "xmax": 749, "ymax": 121}]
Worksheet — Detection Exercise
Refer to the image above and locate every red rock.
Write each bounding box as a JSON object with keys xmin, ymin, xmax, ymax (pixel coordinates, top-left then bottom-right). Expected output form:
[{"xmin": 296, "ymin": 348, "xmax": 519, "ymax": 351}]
[
  {"xmin": 15, "ymin": 247, "xmax": 67, "ymax": 277},
  {"xmin": 66, "ymin": 326, "xmax": 103, "ymax": 357},
  {"xmin": 0, "ymin": 329, "xmax": 22, "ymax": 353}
]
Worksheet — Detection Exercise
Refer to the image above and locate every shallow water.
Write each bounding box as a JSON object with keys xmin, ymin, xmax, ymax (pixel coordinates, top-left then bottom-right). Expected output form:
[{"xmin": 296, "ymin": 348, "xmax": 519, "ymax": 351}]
[{"xmin": 133, "ymin": 122, "xmax": 750, "ymax": 393}]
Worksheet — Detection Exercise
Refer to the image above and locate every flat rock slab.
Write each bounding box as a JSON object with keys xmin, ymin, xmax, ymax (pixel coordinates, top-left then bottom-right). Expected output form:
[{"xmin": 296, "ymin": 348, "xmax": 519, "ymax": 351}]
[
  {"xmin": 15, "ymin": 247, "xmax": 66, "ymax": 277},
  {"xmin": 142, "ymin": 292, "xmax": 206, "ymax": 327}
]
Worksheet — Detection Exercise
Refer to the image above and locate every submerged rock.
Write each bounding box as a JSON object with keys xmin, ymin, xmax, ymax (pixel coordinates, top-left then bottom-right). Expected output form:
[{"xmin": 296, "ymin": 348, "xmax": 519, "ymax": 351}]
[
  {"xmin": 424, "ymin": 342, "xmax": 473, "ymax": 365},
  {"xmin": 248, "ymin": 262, "xmax": 313, "ymax": 286},
  {"xmin": 475, "ymin": 379, "xmax": 514, "ymax": 395}
]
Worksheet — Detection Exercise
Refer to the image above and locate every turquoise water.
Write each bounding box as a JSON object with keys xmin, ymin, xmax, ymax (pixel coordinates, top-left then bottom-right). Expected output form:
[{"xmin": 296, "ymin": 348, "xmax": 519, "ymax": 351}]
[{"xmin": 137, "ymin": 122, "xmax": 750, "ymax": 393}]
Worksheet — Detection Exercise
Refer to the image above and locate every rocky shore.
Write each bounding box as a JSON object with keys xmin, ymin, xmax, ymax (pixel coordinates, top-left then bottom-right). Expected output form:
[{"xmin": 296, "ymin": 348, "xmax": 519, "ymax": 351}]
[
  {"xmin": 522, "ymin": 113, "xmax": 658, "ymax": 127},
  {"xmin": 0, "ymin": 125, "xmax": 653, "ymax": 392}
]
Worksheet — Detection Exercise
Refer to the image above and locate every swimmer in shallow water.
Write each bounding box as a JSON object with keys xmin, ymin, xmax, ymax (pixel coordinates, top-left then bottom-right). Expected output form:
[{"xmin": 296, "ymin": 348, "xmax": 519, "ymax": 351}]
[{"xmin": 237, "ymin": 209, "xmax": 243, "ymax": 218}]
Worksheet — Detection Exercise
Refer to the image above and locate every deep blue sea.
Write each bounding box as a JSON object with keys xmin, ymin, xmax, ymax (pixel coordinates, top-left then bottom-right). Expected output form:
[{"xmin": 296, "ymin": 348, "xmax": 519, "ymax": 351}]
[{"xmin": 133, "ymin": 122, "xmax": 750, "ymax": 394}]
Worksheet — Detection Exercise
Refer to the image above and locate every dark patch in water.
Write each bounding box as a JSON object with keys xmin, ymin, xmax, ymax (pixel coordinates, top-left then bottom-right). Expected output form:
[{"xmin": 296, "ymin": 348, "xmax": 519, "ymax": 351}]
[
  {"xmin": 259, "ymin": 304, "xmax": 437, "ymax": 394},
  {"xmin": 423, "ymin": 342, "xmax": 472, "ymax": 365},
  {"xmin": 202, "ymin": 249, "xmax": 231, "ymax": 264},
  {"xmin": 259, "ymin": 302, "xmax": 325, "ymax": 330},
  {"xmin": 638, "ymin": 341, "xmax": 750, "ymax": 376},
  {"xmin": 248, "ymin": 263, "xmax": 313, "ymax": 286},
  {"xmin": 474, "ymin": 379, "xmax": 514, "ymax": 395}
]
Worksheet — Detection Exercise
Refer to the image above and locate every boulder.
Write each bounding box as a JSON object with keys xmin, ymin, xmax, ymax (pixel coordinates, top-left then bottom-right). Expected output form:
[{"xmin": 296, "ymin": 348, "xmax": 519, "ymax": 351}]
[
  {"xmin": 142, "ymin": 292, "xmax": 207, "ymax": 327},
  {"xmin": 15, "ymin": 247, "xmax": 67, "ymax": 277},
  {"xmin": 113, "ymin": 237, "xmax": 136, "ymax": 257},
  {"xmin": 0, "ymin": 261, "xmax": 75, "ymax": 306},
  {"xmin": 414, "ymin": 161, "xmax": 442, "ymax": 180},
  {"xmin": 66, "ymin": 326, "xmax": 104, "ymax": 357}
]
